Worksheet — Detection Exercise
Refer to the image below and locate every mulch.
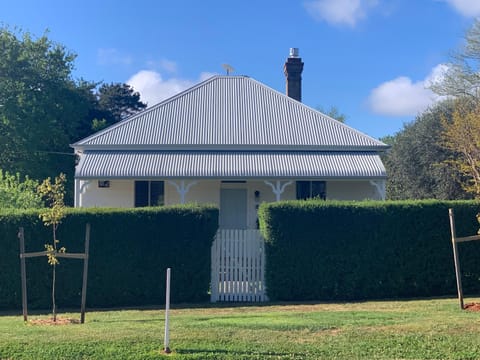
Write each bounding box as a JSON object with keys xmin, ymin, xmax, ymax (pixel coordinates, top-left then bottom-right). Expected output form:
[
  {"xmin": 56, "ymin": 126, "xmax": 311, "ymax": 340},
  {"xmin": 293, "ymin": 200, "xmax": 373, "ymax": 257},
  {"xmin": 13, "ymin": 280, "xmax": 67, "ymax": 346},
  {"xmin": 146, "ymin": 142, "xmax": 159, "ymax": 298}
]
[
  {"xmin": 464, "ymin": 303, "xmax": 480, "ymax": 311},
  {"xmin": 28, "ymin": 317, "xmax": 80, "ymax": 325}
]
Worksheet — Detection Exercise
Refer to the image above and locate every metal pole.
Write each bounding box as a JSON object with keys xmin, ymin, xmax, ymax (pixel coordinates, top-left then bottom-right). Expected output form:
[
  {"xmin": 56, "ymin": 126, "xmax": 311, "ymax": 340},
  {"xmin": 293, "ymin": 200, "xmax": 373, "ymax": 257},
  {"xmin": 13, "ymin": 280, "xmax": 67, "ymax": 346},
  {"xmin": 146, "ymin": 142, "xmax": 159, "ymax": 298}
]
[
  {"xmin": 164, "ymin": 268, "xmax": 171, "ymax": 353},
  {"xmin": 448, "ymin": 209, "xmax": 464, "ymax": 309},
  {"xmin": 80, "ymin": 223, "xmax": 91, "ymax": 324},
  {"xmin": 18, "ymin": 227, "xmax": 28, "ymax": 322}
]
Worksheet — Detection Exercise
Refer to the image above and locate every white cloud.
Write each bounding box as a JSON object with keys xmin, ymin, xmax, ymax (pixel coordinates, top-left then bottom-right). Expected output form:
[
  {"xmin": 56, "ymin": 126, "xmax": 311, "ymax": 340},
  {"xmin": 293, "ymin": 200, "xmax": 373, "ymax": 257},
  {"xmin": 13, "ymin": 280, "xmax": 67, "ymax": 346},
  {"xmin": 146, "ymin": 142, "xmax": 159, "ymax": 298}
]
[
  {"xmin": 97, "ymin": 48, "xmax": 133, "ymax": 66},
  {"xmin": 368, "ymin": 65, "xmax": 447, "ymax": 117},
  {"xmin": 126, "ymin": 70, "xmax": 216, "ymax": 106},
  {"xmin": 424, "ymin": 64, "xmax": 449, "ymax": 88},
  {"xmin": 444, "ymin": 0, "xmax": 480, "ymax": 17},
  {"xmin": 304, "ymin": 0, "xmax": 379, "ymax": 27}
]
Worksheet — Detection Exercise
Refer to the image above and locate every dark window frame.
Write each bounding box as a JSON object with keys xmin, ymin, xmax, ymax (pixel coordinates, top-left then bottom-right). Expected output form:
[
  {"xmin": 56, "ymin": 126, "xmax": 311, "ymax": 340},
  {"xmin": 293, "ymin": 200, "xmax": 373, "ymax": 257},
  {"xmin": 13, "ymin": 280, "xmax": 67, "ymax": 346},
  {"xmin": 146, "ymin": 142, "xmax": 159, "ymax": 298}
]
[
  {"xmin": 296, "ymin": 181, "xmax": 326, "ymax": 200},
  {"xmin": 134, "ymin": 180, "xmax": 164, "ymax": 207}
]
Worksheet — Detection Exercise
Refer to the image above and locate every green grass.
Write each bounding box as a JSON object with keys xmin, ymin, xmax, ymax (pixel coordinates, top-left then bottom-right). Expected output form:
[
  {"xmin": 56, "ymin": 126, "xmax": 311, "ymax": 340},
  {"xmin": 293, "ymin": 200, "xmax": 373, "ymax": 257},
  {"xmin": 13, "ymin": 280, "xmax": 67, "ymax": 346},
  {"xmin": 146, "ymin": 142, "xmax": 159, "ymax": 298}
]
[{"xmin": 1, "ymin": 298, "xmax": 480, "ymax": 359}]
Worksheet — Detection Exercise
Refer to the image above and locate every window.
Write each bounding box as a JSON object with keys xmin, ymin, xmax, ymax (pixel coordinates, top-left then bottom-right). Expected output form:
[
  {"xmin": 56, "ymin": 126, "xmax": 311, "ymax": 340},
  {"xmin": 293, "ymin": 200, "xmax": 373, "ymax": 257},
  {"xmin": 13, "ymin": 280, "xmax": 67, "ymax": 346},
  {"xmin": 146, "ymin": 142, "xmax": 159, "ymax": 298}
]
[
  {"xmin": 296, "ymin": 181, "xmax": 326, "ymax": 200},
  {"xmin": 135, "ymin": 181, "xmax": 164, "ymax": 207}
]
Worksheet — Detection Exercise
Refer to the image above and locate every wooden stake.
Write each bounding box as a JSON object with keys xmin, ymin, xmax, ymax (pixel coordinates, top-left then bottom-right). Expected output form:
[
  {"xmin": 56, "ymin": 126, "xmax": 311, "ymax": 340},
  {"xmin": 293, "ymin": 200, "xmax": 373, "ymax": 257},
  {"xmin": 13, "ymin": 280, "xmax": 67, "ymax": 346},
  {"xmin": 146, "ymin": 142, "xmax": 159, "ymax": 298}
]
[
  {"xmin": 80, "ymin": 223, "xmax": 90, "ymax": 324},
  {"xmin": 18, "ymin": 227, "xmax": 28, "ymax": 322},
  {"xmin": 164, "ymin": 268, "xmax": 171, "ymax": 354},
  {"xmin": 18, "ymin": 223, "xmax": 91, "ymax": 323},
  {"xmin": 448, "ymin": 209, "xmax": 464, "ymax": 310}
]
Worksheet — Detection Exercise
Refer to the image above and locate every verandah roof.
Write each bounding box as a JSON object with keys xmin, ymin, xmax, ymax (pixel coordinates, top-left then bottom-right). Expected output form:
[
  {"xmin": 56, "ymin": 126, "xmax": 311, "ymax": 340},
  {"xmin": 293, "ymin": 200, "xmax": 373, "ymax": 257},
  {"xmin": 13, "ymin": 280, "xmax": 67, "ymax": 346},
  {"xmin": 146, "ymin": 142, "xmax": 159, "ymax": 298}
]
[{"xmin": 75, "ymin": 150, "xmax": 386, "ymax": 180}]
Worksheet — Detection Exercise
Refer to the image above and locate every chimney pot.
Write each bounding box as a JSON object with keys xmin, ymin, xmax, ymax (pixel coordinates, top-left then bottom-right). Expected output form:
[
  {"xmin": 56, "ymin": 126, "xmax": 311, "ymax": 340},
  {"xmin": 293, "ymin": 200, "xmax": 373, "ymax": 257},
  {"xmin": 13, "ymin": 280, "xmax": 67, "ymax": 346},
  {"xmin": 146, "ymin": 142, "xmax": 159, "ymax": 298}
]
[{"xmin": 289, "ymin": 48, "xmax": 299, "ymax": 58}]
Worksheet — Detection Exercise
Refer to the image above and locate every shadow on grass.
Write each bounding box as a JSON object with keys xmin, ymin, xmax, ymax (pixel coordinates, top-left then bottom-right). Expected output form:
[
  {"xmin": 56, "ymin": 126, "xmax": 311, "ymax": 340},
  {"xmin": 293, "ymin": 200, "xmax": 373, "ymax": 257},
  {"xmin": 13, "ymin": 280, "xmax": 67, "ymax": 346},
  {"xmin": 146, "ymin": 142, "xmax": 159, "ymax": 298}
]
[
  {"xmin": 90, "ymin": 318, "xmax": 164, "ymax": 324},
  {"xmin": 176, "ymin": 348, "xmax": 298, "ymax": 358},
  {"xmin": 0, "ymin": 295, "xmax": 467, "ymax": 318}
]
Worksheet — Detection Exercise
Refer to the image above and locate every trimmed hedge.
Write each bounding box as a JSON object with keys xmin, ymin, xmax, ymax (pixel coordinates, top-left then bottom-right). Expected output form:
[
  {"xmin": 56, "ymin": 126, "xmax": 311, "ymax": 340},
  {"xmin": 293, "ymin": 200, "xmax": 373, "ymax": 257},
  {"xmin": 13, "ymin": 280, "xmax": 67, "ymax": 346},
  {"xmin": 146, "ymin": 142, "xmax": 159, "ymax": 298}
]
[
  {"xmin": 259, "ymin": 200, "xmax": 480, "ymax": 301},
  {"xmin": 0, "ymin": 205, "xmax": 218, "ymax": 310}
]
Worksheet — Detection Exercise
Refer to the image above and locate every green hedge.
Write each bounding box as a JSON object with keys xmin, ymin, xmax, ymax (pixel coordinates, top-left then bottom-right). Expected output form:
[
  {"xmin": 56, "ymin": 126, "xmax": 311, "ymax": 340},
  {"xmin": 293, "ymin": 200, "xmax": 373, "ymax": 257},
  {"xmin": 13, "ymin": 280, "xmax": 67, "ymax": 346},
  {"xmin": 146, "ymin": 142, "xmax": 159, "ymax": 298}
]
[
  {"xmin": 0, "ymin": 205, "xmax": 218, "ymax": 310},
  {"xmin": 259, "ymin": 200, "xmax": 480, "ymax": 301}
]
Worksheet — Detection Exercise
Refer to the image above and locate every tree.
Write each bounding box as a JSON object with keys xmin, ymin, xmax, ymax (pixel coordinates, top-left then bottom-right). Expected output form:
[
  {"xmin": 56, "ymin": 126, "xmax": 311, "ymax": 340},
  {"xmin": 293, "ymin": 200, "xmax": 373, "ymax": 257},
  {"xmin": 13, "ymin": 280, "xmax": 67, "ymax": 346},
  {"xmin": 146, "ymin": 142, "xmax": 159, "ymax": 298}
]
[
  {"xmin": 316, "ymin": 105, "xmax": 347, "ymax": 123},
  {"xmin": 431, "ymin": 19, "xmax": 480, "ymax": 100},
  {"xmin": 0, "ymin": 170, "xmax": 44, "ymax": 208},
  {"xmin": 74, "ymin": 82, "xmax": 147, "ymax": 134},
  {"xmin": 97, "ymin": 83, "xmax": 146, "ymax": 124},
  {"xmin": 0, "ymin": 27, "xmax": 146, "ymax": 203},
  {"xmin": 382, "ymin": 100, "xmax": 469, "ymax": 200},
  {"xmin": 440, "ymin": 99, "xmax": 480, "ymax": 197},
  {"xmin": 37, "ymin": 173, "xmax": 67, "ymax": 322},
  {"xmin": 428, "ymin": 20, "xmax": 480, "ymax": 197},
  {"xmin": 0, "ymin": 27, "xmax": 91, "ymax": 195}
]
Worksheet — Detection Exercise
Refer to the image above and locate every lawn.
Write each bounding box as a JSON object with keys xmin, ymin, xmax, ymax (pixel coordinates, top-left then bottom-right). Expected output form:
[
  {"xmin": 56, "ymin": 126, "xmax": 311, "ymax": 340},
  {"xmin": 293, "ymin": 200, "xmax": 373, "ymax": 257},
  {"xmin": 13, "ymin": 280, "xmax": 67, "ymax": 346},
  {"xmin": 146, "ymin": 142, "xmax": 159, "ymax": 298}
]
[{"xmin": 1, "ymin": 298, "xmax": 480, "ymax": 359}]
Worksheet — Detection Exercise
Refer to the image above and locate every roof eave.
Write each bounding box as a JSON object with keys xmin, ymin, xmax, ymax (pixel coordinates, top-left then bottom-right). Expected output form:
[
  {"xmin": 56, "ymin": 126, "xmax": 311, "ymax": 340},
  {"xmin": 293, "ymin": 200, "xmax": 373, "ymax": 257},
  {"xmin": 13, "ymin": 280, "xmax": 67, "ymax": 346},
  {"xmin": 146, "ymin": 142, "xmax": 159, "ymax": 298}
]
[
  {"xmin": 75, "ymin": 175, "xmax": 387, "ymax": 180},
  {"xmin": 72, "ymin": 144, "xmax": 390, "ymax": 152}
]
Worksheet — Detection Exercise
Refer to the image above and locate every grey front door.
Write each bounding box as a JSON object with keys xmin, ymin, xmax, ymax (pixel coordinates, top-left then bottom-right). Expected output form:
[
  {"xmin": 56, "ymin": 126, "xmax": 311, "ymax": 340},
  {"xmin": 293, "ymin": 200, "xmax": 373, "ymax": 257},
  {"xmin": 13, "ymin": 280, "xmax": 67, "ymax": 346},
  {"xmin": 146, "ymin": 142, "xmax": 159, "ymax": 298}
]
[{"xmin": 219, "ymin": 189, "xmax": 247, "ymax": 229}]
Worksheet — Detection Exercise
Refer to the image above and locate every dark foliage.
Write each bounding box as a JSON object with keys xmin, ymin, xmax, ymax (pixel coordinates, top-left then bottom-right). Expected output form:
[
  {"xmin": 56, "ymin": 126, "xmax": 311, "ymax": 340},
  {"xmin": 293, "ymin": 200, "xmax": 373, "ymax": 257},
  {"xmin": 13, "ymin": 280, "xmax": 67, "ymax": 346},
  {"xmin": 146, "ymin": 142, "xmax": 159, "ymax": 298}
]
[
  {"xmin": 97, "ymin": 83, "xmax": 146, "ymax": 125},
  {"xmin": 382, "ymin": 100, "xmax": 470, "ymax": 200},
  {"xmin": 259, "ymin": 200, "xmax": 480, "ymax": 301},
  {"xmin": 0, "ymin": 205, "xmax": 218, "ymax": 310},
  {"xmin": 0, "ymin": 27, "xmax": 147, "ymax": 204}
]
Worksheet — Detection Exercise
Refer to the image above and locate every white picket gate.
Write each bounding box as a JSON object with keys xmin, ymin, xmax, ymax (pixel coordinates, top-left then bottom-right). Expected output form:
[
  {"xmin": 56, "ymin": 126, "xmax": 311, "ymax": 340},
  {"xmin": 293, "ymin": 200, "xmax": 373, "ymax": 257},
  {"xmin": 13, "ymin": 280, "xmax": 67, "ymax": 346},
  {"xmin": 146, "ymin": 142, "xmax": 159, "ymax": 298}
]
[{"xmin": 210, "ymin": 229, "xmax": 267, "ymax": 302}]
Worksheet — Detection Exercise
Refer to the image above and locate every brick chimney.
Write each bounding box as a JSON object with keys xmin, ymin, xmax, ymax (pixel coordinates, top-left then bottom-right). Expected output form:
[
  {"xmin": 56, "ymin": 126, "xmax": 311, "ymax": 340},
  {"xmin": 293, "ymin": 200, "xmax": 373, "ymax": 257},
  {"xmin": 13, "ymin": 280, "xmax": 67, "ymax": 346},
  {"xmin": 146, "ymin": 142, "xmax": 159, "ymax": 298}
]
[{"xmin": 284, "ymin": 48, "xmax": 304, "ymax": 102}]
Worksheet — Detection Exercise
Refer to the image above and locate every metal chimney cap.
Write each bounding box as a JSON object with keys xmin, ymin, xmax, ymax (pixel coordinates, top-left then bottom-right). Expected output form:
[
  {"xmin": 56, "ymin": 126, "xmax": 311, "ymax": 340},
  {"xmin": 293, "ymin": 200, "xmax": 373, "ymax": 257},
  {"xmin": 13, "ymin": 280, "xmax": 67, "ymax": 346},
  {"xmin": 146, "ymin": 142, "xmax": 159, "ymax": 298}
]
[{"xmin": 289, "ymin": 48, "xmax": 299, "ymax": 58}]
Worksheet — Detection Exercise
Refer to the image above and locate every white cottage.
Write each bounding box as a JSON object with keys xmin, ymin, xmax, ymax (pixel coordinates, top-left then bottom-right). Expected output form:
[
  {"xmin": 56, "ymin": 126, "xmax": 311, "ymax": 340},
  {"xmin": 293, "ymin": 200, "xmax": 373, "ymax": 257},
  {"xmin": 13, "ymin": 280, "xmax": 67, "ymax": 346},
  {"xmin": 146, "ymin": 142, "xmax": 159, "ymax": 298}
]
[
  {"xmin": 72, "ymin": 49, "xmax": 388, "ymax": 229},
  {"xmin": 72, "ymin": 49, "xmax": 388, "ymax": 301}
]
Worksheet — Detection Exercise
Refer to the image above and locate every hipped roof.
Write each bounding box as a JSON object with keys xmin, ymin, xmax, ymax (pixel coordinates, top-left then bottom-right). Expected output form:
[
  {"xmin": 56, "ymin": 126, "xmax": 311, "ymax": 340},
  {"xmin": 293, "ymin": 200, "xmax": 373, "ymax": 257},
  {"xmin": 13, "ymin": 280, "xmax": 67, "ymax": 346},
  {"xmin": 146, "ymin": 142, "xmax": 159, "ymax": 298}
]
[
  {"xmin": 72, "ymin": 76, "xmax": 388, "ymax": 151},
  {"xmin": 72, "ymin": 75, "xmax": 388, "ymax": 180}
]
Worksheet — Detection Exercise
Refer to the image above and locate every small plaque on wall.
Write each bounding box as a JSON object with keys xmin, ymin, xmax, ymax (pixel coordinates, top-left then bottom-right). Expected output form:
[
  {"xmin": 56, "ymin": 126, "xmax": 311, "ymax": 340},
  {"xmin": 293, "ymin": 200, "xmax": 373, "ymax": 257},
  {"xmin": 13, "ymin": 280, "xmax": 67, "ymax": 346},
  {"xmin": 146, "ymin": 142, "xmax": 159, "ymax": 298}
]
[{"xmin": 98, "ymin": 180, "xmax": 110, "ymax": 188}]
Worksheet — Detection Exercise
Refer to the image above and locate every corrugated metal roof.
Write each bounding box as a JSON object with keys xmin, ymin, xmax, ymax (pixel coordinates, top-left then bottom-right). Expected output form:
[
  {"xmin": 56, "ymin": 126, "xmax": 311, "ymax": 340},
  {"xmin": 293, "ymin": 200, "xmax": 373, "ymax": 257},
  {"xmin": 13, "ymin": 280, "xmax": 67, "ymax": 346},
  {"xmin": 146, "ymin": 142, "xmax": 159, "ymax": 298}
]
[
  {"xmin": 72, "ymin": 76, "xmax": 387, "ymax": 150},
  {"xmin": 75, "ymin": 151, "xmax": 386, "ymax": 179}
]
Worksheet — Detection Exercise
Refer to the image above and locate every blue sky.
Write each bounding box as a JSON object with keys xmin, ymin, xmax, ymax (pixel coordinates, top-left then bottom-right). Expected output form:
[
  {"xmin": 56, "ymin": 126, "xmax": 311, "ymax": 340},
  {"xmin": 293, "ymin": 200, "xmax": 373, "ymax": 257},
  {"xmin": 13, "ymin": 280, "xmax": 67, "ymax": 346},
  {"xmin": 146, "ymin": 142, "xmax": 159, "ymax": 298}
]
[{"xmin": 2, "ymin": 0, "xmax": 479, "ymax": 139}]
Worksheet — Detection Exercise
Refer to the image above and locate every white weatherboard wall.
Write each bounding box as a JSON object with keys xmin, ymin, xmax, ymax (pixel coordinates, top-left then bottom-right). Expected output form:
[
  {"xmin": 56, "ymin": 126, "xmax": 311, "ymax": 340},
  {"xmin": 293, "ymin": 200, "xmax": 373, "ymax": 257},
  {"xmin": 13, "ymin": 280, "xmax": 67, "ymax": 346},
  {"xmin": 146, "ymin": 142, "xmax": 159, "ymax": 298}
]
[
  {"xmin": 165, "ymin": 180, "xmax": 220, "ymax": 205},
  {"xmin": 326, "ymin": 180, "xmax": 384, "ymax": 201},
  {"xmin": 76, "ymin": 179, "xmax": 383, "ymax": 208},
  {"xmin": 220, "ymin": 181, "xmax": 296, "ymax": 229},
  {"xmin": 167, "ymin": 180, "xmax": 296, "ymax": 229},
  {"xmin": 76, "ymin": 180, "xmax": 134, "ymax": 207}
]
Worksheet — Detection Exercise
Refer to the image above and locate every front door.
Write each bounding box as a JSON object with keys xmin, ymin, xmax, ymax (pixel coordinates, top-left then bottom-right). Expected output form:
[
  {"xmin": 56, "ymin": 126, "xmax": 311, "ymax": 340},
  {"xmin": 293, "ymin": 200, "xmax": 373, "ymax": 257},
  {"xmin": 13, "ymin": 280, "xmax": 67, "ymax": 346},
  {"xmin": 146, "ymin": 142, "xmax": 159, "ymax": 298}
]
[{"xmin": 219, "ymin": 189, "xmax": 247, "ymax": 229}]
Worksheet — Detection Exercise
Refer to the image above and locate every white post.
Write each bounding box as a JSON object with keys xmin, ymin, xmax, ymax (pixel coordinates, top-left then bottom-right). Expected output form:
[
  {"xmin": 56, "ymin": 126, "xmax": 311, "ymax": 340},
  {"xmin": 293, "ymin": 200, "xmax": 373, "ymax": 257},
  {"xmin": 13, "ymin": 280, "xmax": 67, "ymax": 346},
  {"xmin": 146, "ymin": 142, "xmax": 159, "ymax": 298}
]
[
  {"xmin": 369, "ymin": 180, "xmax": 386, "ymax": 200},
  {"xmin": 74, "ymin": 179, "xmax": 80, "ymax": 207},
  {"xmin": 77, "ymin": 180, "xmax": 91, "ymax": 208},
  {"xmin": 164, "ymin": 268, "xmax": 171, "ymax": 353}
]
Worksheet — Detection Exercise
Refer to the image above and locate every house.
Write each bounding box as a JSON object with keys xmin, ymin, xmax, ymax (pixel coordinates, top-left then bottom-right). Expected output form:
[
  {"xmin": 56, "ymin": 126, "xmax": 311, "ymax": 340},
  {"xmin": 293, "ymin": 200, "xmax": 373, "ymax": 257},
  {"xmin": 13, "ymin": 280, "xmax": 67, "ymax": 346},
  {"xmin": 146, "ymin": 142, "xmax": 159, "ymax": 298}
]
[
  {"xmin": 72, "ymin": 48, "xmax": 388, "ymax": 229},
  {"xmin": 72, "ymin": 48, "xmax": 388, "ymax": 301}
]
